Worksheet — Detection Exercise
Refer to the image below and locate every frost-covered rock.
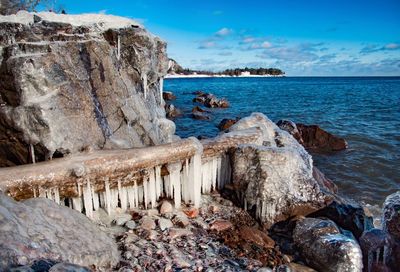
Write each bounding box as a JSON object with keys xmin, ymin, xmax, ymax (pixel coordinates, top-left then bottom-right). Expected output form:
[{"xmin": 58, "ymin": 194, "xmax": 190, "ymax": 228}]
[
  {"xmin": 293, "ymin": 218, "xmax": 363, "ymax": 272},
  {"xmin": 0, "ymin": 192, "xmax": 119, "ymax": 270},
  {"xmin": 383, "ymin": 191, "xmax": 400, "ymax": 239},
  {"xmin": 229, "ymin": 113, "xmax": 331, "ymax": 227},
  {"xmin": 0, "ymin": 11, "xmax": 174, "ymax": 166}
]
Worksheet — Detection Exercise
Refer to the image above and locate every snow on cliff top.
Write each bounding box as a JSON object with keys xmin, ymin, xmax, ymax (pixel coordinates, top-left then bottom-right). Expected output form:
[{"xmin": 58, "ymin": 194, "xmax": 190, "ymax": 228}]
[{"xmin": 0, "ymin": 11, "xmax": 142, "ymax": 30}]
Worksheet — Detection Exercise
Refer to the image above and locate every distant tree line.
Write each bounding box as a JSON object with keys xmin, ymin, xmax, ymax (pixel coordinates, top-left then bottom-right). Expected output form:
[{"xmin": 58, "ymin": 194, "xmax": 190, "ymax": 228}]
[{"xmin": 171, "ymin": 66, "xmax": 285, "ymax": 76}]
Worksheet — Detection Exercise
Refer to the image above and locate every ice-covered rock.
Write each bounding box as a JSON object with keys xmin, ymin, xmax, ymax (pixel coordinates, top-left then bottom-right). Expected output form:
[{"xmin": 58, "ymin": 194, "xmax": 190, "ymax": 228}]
[
  {"xmin": 293, "ymin": 217, "xmax": 363, "ymax": 272},
  {"xmin": 0, "ymin": 192, "xmax": 119, "ymax": 270},
  {"xmin": 229, "ymin": 113, "xmax": 331, "ymax": 227},
  {"xmin": 382, "ymin": 191, "xmax": 400, "ymax": 270},
  {"xmin": 0, "ymin": 11, "xmax": 174, "ymax": 166}
]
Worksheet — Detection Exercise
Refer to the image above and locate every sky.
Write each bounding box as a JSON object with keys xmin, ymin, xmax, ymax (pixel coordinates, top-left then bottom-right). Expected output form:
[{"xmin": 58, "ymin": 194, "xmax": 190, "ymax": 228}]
[{"xmin": 46, "ymin": 0, "xmax": 399, "ymax": 76}]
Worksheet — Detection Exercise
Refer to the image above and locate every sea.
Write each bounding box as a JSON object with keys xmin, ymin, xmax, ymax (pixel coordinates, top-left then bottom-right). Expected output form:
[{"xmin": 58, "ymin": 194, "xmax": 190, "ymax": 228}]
[{"xmin": 164, "ymin": 76, "xmax": 400, "ymax": 211}]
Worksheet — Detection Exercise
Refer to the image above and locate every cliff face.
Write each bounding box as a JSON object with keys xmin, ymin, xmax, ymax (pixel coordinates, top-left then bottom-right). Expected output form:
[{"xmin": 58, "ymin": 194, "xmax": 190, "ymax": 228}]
[{"xmin": 0, "ymin": 11, "xmax": 175, "ymax": 166}]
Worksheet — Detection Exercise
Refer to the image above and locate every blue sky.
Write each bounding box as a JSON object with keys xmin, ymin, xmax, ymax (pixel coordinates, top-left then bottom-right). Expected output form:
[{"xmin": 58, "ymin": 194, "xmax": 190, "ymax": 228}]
[{"xmin": 49, "ymin": 0, "xmax": 399, "ymax": 76}]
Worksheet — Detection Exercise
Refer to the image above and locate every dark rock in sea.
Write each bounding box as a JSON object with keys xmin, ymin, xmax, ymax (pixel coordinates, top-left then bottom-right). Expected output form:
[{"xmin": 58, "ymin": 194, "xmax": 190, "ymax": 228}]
[
  {"xmin": 383, "ymin": 191, "xmax": 400, "ymax": 240},
  {"xmin": 217, "ymin": 118, "xmax": 239, "ymax": 131},
  {"xmin": 165, "ymin": 103, "xmax": 182, "ymax": 119},
  {"xmin": 192, "ymin": 106, "xmax": 211, "ymax": 120},
  {"xmin": 193, "ymin": 92, "xmax": 230, "ymax": 108},
  {"xmin": 277, "ymin": 120, "xmax": 348, "ymax": 152},
  {"xmin": 308, "ymin": 200, "xmax": 373, "ymax": 240},
  {"xmin": 162, "ymin": 91, "xmax": 176, "ymax": 101},
  {"xmin": 229, "ymin": 113, "xmax": 332, "ymax": 228},
  {"xmin": 0, "ymin": 12, "xmax": 174, "ymax": 167},
  {"xmin": 0, "ymin": 192, "xmax": 119, "ymax": 270},
  {"xmin": 293, "ymin": 217, "xmax": 363, "ymax": 272}
]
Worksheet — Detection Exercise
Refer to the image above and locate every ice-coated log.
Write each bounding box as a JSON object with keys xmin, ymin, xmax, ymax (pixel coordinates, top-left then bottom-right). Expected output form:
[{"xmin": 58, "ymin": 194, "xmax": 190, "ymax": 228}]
[
  {"xmin": 0, "ymin": 138, "xmax": 201, "ymax": 200},
  {"xmin": 293, "ymin": 217, "xmax": 363, "ymax": 272}
]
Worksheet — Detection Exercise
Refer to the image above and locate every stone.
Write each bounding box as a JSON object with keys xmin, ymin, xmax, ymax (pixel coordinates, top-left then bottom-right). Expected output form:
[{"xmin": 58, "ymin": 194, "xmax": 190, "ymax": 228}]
[
  {"xmin": 125, "ymin": 220, "xmax": 137, "ymax": 230},
  {"xmin": 158, "ymin": 218, "xmax": 173, "ymax": 231},
  {"xmin": 229, "ymin": 113, "xmax": 331, "ymax": 228},
  {"xmin": 209, "ymin": 219, "xmax": 233, "ymax": 232},
  {"xmin": 293, "ymin": 217, "xmax": 363, "ymax": 272},
  {"xmin": 183, "ymin": 207, "xmax": 199, "ymax": 218},
  {"xmin": 49, "ymin": 263, "xmax": 90, "ymax": 272},
  {"xmin": 359, "ymin": 228, "xmax": 393, "ymax": 271},
  {"xmin": 165, "ymin": 103, "xmax": 182, "ymax": 119},
  {"xmin": 140, "ymin": 216, "xmax": 156, "ymax": 230},
  {"xmin": 217, "ymin": 118, "xmax": 239, "ymax": 131},
  {"xmin": 0, "ymin": 192, "xmax": 119, "ymax": 270},
  {"xmin": 9, "ymin": 266, "xmax": 34, "ymax": 272},
  {"xmin": 173, "ymin": 213, "xmax": 190, "ymax": 228},
  {"xmin": 277, "ymin": 263, "xmax": 317, "ymax": 272},
  {"xmin": 114, "ymin": 213, "xmax": 132, "ymax": 226},
  {"xmin": 159, "ymin": 201, "xmax": 174, "ymax": 214},
  {"xmin": 383, "ymin": 191, "xmax": 400, "ymax": 239},
  {"xmin": 192, "ymin": 106, "xmax": 211, "ymax": 120},
  {"xmin": 239, "ymin": 226, "xmax": 275, "ymax": 248},
  {"xmin": 168, "ymin": 228, "xmax": 193, "ymax": 239},
  {"xmin": 277, "ymin": 120, "xmax": 348, "ymax": 152},
  {"xmin": 193, "ymin": 93, "xmax": 229, "ymax": 108},
  {"xmin": 0, "ymin": 11, "xmax": 174, "ymax": 167},
  {"xmin": 162, "ymin": 91, "xmax": 176, "ymax": 101},
  {"xmin": 309, "ymin": 200, "xmax": 373, "ymax": 239}
]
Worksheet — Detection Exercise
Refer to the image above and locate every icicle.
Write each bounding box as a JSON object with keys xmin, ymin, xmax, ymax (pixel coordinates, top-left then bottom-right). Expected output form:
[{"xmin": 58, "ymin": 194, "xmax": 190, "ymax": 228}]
[
  {"xmin": 159, "ymin": 77, "xmax": 164, "ymax": 101},
  {"xmin": 99, "ymin": 193, "xmax": 105, "ymax": 209},
  {"xmin": 83, "ymin": 179, "xmax": 93, "ymax": 218},
  {"xmin": 91, "ymin": 187, "xmax": 99, "ymax": 211},
  {"xmin": 163, "ymin": 175, "xmax": 171, "ymax": 198},
  {"xmin": 143, "ymin": 176, "xmax": 149, "ymax": 209},
  {"xmin": 138, "ymin": 185, "xmax": 144, "ymax": 207},
  {"xmin": 211, "ymin": 158, "xmax": 218, "ymax": 191},
  {"xmin": 148, "ymin": 168, "xmax": 156, "ymax": 208},
  {"xmin": 127, "ymin": 186, "xmax": 136, "ymax": 209},
  {"xmin": 167, "ymin": 162, "xmax": 182, "ymax": 209},
  {"xmin": 189, "ymin": 153, "xmax": 202, "ymax": 207},
  {"xmin": 155, "ymin": 166, "xmax": 162, "ymax": 200},
  {"xmin": 104, "ymin": 178, "xmax": 112, "ymax": 215},
  {"xmin": 368, "ymin": 250, "xmax": 373, "ymax": 272},
  {"xmin": 383, "ymin": 245, "xmax": 389, "ymax": 265},
  {"xmin": 117, "ymin": 34, "xmax": 121, "ymax": 60},
  {"xmin": 134, "ymin": 180, "xmax": 139, "ymax": 208},
  {"xmin": 30, "ymin": 144, "xmax": 36, "ymax": 164},
  {"xmin": 54, "ymin": 187, "xmax": 60, "ymax": 204},
  {"xmin": 118, "ymin": 179, "xmax": 128, "ymax": 211},
  {"xmin": 38, "ymin": 187, "xmax": 46, "ymax": 198},
  {"xmin": 33, "ymin": 187, "xmax": 37, "ymax": 198},
  {"xmin": 181, "ymin": 159, "xmax": 190, "ymax": 203}
]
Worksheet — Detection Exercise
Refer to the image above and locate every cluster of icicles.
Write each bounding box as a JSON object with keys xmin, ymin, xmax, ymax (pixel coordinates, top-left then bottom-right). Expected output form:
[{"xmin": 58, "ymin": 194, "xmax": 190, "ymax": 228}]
[{"xmin": 33, "ymin": 153, "xmax": 231, "ymax": 218}]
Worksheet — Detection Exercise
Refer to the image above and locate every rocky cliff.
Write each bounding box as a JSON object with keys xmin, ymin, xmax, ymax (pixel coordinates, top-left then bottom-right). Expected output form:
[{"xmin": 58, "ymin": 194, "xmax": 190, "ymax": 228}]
[{"xmin": 0, "ymin": 11, "xmax": 175, "ymax": 167}]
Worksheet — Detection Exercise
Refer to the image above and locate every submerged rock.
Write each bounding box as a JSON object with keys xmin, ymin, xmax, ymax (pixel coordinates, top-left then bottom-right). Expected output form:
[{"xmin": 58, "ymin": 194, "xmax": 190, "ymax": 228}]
[
  {"xmin": 0, "ymin": 192, "xmax": 119, "ymax": 270},
  {"xmin": 165, "ymin": 103, "xmax": 182, "ymax": 119},
  {"xmin": 277, "ymin": 120, "xmax": 348, "ymax": 152},
  {"xmin": 217, "ymin": 118, "xmax": 239, "ymax": 131},
  {"xmin": 162, "ymin": 91, "xmax": 176, "ymax": 101},
  {"xmin": 192, "ymin": 106, "xmax": 211, "ymax": 120},
  {"xmin": 229, "ymin": 113, "xmax": 331, "ymax": 228},
  {"xmin": 0, "ymin": 11, "xmax": 174, "ymax": 166},
  {"xmin": 193, "ymin": 92, "xmax": 229, "ymax": 108},
  {"xmin": 293, "ymin": 217, "xmax": 363, "ymax": 272}
]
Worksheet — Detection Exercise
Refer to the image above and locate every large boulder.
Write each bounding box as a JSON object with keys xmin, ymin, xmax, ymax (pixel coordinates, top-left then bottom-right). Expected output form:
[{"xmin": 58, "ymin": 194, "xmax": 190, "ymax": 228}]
[
  {"xmin": 229, "ymin": 113, "xmax": 332, "ymax": 228},
  {"xmin": 277, "ymin": 120, "xmax": 347, "ymax": 152},
  {"xmin": 382, "ymin": 191, "xmax": 400, "ymax": 269},
  {"xmin": 0, "ymin": 11, "xmax": 175, "ymax": 166},
  {"xmin": 293, "ymin": 217, "xmax": 363, "ymax": 272},
  {"xmin": 0, "ymin": 192, "xmax": 119, "ymax": 270}
]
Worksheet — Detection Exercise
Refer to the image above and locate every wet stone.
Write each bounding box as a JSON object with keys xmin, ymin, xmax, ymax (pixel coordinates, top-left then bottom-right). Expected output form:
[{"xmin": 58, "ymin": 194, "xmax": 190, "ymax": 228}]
[
  {"xmin": 140, "ymin": 216, "xmax": 156, "ymax": 230},
  {"xmin": 125, "ymin": 220, "xmax": 137, "ymax": 230},
  {"xmin": 158, "ymin": 218, "xmax": 173, "ymax": 231}
]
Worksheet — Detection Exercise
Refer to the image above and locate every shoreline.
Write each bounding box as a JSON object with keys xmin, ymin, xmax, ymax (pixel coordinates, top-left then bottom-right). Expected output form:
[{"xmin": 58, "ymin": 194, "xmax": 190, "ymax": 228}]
[{"xmin": 165, "ymin": 74, "xmax": 285, "ymax": 79}]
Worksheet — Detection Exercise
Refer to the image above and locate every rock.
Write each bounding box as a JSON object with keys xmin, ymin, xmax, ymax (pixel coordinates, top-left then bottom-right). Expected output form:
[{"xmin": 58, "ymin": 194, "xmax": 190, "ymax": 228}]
[
  {"xmin": 49, "ymin": 263, "xmax": 90, "ymax": 272},
  {"xmin": 383, "ymin": 191, "xmax": 400, "ymax": 239},
  {"xmin": 165, "ymin": 104, "xmax": 182, "ymax": 119},
  {"xmin": 312, "ymin": 166, "xmax": 338, "ymax": 194},
  {"xmin": 209, "ymin": 219, "xmax": 233, "ymax": 232},
  {"xmin": 173, "ymin": 213, "xmax": 190, "ymax": 228},
  {"xmin": 193, "ymin": 93, "xmax": 230, "ymax": 108},
  {"xmin": 0, "ymin": 11, "xmax": 174, "ymax": 167},
  {"xmin": 114, "ymin": 213, "xmax": 132, "ymax": 226},
  {"xmin": 239, "ymin": 227, "xmax": 275, "ymax": 248},
  {"xmin": 277, "ymin": 263, "xmax": 317, "ymax": 272},
  {"xmin": 359, "ymin": 228, "xmax": 393, "ymax": 271},
  {"xmin": 276, "ymin": 120, "xmax": 304, "ymax": 145},
  {"xmin": 229, "ymin": 113, "xmax": 331, "ymax": 228},
  {"xmin": 125, "ymin": 220, "xmax": 137, "ymax": 230},
  {"xmin": 9, "ymin": 266, "xmax": 34, "ymax": 272},
  {"xmin": 309, "ymin": 200, "xmax": 373, "ymax": 239},
  {"xmin": 140, "ymin": 216, "xmax": 156, "ymax": 230},
  {"xmin": 183, "ymin": 207, "xmax": 199, "ymax": 218},
  {"xmin": 159, "ymin": 200, "xmax": 174, "ymax": 215},
  {"xmin": 217, "ymin": 118, "xmax": 239, "ymax": 131},
  {"xmin": 163, "ymin": 91, "xmax": 176, "ymax": 101},
  {"xmin": 158, "ymin": 218, "xmax": 173, "ymax": 231},
  {"xmin": 30, "ymin": 259, "xmax": 57, "ymax": 271},
  {"xmin": 0, "ymin": 192, "xmax": 119, "ymax": 270},
  {"xmin": 293, "ymin": 217, "xmax": 363, "ymax": 272},
  {"xmin": 192, "ymin": 106, "xmax": 211, "ymax": 120},
  {"xmin": 168, "ymin": 228, "xmax": 193, "ymax": 239}
]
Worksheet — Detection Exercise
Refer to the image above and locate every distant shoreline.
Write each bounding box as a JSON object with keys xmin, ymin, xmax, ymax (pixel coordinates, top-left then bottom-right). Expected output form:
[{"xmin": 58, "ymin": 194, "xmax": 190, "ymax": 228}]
[{"xmin": 165, "ymin": 74, "xmax": 285, "ymax": 79}]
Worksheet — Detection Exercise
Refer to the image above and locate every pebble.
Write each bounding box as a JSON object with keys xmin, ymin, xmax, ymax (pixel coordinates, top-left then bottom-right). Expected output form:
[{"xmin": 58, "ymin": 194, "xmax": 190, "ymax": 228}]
[
  {"xmin": 210, "ymin": 219, "xmax": 233, "ymax": 232},
  {"xmin": 49, "ymin": 263, "xmax": 90, "ymax": 272},
  {"xmin": 160, "ymin": 201, "xmax": 174, "ymax": 214},
  {"xmin": 168, "ymin": 228, "xmax": 193, "ymax": 239},
  {"xmin": 184, "ymin": 208, "xmax": 199, "ymax": 218},
  {"xmin": 124, "ymin": 220, "xmax": 137, "ymax": 230},
  {"xmin": 114, "ymin": 213, "xmax": 133, "ymax": 226},
  {"xmin": 140, "ymin": 216, "xmax": 156, "ymax": 230},
  {"xmin": 158, "ymin": 218, "xmax": 173, "ymax": 231},
  {"xmin": 174, "ymin": 213, "xmax": 190, "ymax": 228}
]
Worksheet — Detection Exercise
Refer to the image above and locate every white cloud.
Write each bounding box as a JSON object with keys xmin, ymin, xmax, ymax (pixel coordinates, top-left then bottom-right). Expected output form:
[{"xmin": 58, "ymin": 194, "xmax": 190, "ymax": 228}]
[{"xmin": 215, "ymin": 28, "xmax": 232, "ymax": 37}]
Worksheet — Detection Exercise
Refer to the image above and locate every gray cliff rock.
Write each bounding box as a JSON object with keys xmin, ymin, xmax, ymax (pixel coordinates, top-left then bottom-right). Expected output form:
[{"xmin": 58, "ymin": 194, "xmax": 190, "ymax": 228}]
[
  {"xmin": 0, "ymin": 192, "xmax": 119, "ymax": 270},
  {"xmin": 0, "ymin": 11, "xmax": 174, "ymax": 166},
  {"xmin": 293, "ymin": 217, "xmax": 363, "ymax": 272},
  {"xmin": 229, "ymin": 113, "xmax": 331, "ymax": 227}
]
